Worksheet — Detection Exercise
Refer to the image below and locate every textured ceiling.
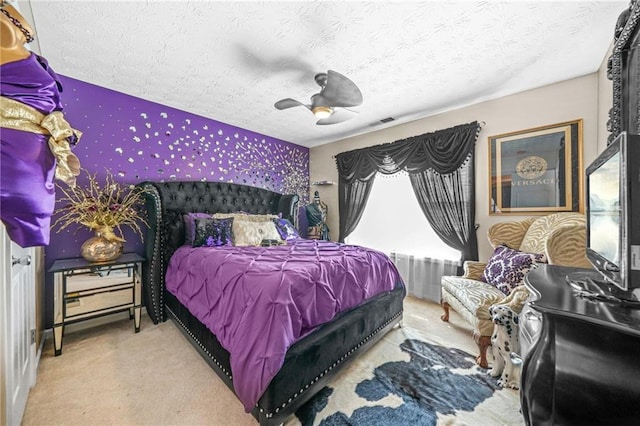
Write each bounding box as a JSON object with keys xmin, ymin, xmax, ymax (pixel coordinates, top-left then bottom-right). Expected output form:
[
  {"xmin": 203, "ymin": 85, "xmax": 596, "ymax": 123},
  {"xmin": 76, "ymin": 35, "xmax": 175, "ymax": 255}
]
[{"xmin": 23, "ymin": 1, "xmax": 626, "ymax": 148}]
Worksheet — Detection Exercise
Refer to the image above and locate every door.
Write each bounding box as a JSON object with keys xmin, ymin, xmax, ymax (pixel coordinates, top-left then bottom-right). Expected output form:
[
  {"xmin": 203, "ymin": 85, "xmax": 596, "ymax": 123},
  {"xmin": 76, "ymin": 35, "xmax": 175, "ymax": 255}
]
[{"xmin": 1, "ymin": 226, "xmax": 36, "ymax": 426}]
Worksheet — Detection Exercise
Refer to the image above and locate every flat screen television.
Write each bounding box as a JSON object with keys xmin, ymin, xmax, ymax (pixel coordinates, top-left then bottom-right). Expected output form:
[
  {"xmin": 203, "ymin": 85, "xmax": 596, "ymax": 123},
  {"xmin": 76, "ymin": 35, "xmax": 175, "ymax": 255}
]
[{"xmin": 585, "ymin": 131, "xmax": 640, "ymax": 293}]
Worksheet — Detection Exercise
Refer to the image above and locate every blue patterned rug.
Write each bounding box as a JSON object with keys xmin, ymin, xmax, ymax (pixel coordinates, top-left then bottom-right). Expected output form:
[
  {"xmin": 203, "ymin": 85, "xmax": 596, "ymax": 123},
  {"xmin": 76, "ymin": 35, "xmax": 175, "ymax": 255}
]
[{"xmin": 285, "ymin": 327, "xmax": 523, "ymax": 426}]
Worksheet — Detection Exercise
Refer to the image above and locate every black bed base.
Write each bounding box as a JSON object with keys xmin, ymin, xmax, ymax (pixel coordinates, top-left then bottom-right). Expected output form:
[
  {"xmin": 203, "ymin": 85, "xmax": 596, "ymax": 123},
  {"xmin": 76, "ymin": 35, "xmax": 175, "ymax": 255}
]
[{"xmin": 166, "ymin": 286, "xmax": 405, "ymax": 425}]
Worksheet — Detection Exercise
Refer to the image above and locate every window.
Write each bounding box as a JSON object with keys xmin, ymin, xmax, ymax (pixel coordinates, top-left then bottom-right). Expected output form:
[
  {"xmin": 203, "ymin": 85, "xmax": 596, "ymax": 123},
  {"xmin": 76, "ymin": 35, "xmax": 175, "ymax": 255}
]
[{"xmin": 345, "ymin": 172, "xmax": 461, "ymax": 261}]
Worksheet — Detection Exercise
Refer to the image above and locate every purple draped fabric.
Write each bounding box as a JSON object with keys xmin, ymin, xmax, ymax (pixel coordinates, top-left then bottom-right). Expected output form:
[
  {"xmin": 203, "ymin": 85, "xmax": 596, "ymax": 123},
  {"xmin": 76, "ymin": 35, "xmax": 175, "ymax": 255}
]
[
  {"xmin": 0, "ymin": 53, "xmax": 64, "ymax": 247},
  {"xmin": 165, "ymin": 239, "xmax": 404, "ymax": 412}
]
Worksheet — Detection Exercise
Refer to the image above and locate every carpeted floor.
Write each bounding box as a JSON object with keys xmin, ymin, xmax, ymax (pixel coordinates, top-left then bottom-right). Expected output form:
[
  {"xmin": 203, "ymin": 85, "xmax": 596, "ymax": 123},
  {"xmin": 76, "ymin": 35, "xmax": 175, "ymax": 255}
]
[{"xmin": 22, "ymin": 297, "xmax": 523, "ymax": 426}]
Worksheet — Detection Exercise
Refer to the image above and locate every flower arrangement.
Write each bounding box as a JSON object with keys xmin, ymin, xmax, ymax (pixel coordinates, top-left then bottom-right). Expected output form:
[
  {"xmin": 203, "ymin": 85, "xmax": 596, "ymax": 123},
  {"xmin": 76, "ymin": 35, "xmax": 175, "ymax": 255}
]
[{"xmin": 53, "ymin": 169, "xmax": 148, "ymax": 242}]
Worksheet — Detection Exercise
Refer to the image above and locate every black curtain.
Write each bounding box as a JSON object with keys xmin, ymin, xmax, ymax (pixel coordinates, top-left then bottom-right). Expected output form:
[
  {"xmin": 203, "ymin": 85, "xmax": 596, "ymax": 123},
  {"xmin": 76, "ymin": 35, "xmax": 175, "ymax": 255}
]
[
  {"xmin": 338, "ymin": 178, "xmax": 375, "ymax": 244},
  {"xmin": 335, "ymin": 121, "xmax": 481, "ymax": 262},
  {"xmin": 409, "ymin": 153, "xmax": 478, "ymax": 262}
]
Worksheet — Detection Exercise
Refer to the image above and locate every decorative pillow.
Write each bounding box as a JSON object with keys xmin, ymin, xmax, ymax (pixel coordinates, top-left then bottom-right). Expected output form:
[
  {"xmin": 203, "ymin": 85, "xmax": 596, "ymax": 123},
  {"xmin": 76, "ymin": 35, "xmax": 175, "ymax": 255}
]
[
  {"xmin": 192, "ymin": 217, "xmax": 234, "ymax": 247},
  {"xmin": 213, "ymin": 212, "xmax": 279, "ymax": 222},
  {"xmin": 272, "ymin": 218, "xmax": 300, "ymax": 240},
  {"xmin": 481, "ymin": 244, "xmax": 547, "ymax": 295},
  {"xmin": 183, "ymin": 213, "xmax": 213, "ymax": 245},
  {"xmin": 233, "ymin": 219, "xmax": 282, "ymax": 246}
]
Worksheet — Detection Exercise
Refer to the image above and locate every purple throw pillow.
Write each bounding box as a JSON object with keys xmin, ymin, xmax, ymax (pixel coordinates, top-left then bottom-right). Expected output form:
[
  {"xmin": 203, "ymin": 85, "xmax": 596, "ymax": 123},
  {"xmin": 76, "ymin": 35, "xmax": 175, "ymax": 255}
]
[
  {"xmin": 192, "ymin": 217, "xmax": 234, "ymax": 247},
  {"xmin": 481, "ymin": 244, "xmax": 547, "ymax": 295},
  {"xmin": 272, "ymin": 218, "xmax": 300, "ymax": 240},
  {"xmin": 183, "ymin": 213, "xmax": 212, "ymax": 245}
]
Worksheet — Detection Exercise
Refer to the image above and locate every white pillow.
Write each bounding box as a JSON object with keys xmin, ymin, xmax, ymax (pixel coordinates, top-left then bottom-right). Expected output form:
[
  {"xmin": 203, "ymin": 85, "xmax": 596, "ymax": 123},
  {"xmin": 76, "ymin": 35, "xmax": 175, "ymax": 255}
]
[{"xmin": 232, "ymin": 220, "xmax": 282, "ymax": 246}]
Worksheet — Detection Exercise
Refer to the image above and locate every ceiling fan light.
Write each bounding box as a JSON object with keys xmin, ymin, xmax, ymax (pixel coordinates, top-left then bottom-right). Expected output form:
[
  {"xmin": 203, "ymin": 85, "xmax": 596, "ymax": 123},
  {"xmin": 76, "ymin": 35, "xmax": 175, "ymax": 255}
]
[{"xmin": 312, "ymin": 106, "xmax": 334, "ymax": 119}]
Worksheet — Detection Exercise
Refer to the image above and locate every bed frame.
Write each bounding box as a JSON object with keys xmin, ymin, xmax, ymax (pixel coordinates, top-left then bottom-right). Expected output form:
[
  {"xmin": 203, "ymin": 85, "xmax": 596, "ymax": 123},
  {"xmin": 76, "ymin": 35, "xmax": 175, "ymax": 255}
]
[{"xmin": 137, "ymin": 180, "xmax": 405, "ymax": 425}]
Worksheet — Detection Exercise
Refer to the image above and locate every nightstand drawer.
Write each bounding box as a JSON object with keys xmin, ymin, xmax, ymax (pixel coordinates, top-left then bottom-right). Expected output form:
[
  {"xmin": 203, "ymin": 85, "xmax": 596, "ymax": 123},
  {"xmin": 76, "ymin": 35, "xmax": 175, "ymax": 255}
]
[
  {"xmin": 65, "ymin": 287, "xmax": 134, "ymax": 319},
  {"xmin": 66, "ymin": 269, "xmax": 133, "ymax": 292}
]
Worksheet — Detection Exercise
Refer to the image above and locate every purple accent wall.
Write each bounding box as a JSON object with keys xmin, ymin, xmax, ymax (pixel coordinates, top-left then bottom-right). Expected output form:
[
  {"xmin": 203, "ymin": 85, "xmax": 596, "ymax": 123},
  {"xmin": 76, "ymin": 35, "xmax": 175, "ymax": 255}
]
[{"xmin": 44, "ymin": 76, "xmax": 309, "ymax": 326}]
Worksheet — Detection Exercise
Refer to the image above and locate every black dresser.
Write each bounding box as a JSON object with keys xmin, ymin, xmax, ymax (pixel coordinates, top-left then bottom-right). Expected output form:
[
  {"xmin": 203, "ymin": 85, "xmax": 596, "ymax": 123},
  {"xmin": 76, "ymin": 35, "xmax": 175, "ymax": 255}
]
[{"xmin": 520, "ymin": 264, "xmax": 640, "ymax": 425}]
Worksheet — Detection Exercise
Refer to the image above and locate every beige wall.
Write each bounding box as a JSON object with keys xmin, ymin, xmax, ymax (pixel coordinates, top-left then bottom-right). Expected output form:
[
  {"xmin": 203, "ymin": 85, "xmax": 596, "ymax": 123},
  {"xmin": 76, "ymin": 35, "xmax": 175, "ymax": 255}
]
[{"xmin": 311, "ymin": 72, "xmax": 611, "ymax": 262}]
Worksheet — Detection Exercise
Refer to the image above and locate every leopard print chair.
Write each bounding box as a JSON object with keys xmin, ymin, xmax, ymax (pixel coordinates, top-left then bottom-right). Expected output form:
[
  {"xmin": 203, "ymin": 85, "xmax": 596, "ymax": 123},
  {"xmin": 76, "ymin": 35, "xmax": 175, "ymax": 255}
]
[{"xmin": 440, "ymin": 212, "xmax": 591, "ymax": 368}]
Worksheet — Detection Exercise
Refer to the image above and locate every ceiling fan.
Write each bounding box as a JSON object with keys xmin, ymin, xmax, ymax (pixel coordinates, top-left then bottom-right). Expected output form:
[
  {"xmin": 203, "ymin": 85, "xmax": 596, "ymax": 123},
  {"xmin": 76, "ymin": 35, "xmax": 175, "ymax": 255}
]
[{"xmin": 274, "ymin": 70, "xmax": 363, "ymax": 125}]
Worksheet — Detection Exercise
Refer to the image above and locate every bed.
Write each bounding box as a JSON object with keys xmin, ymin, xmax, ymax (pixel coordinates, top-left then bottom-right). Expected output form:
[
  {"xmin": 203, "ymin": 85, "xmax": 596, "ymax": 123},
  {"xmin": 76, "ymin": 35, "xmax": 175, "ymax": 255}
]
[{"xmin": 137, "ymin": 180, "xmax": 406, "ymax": 425}]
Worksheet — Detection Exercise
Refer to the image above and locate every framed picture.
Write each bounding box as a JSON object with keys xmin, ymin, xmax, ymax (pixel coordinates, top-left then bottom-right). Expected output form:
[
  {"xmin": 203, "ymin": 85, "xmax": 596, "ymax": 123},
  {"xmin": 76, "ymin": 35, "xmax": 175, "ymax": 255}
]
[{"xmin": 489, "ymin": 119, "xmax": 583, "ymax": 215}]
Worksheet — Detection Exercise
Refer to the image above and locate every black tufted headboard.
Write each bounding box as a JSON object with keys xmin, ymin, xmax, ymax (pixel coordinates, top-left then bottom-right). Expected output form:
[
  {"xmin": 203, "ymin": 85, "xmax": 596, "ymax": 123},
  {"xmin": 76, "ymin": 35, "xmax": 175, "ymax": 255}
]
[{"xmin": 136, "ymin": 180, "xmax": 299, "ymax": 324}]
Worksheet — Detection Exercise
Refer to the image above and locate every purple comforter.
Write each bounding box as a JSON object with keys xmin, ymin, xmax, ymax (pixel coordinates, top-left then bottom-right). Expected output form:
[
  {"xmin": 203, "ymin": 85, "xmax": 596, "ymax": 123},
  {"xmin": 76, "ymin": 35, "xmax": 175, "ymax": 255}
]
[{"xmin": 165, "ymin": 239, "xmax": 403, "ymax": 411}]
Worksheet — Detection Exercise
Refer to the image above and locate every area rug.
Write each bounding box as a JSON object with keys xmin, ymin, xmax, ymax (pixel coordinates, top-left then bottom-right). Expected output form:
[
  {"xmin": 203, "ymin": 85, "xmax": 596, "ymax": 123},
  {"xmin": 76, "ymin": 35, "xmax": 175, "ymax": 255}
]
[{"xmin": 285, "ymin": 326, "xmax": 524, "ymax": 426}]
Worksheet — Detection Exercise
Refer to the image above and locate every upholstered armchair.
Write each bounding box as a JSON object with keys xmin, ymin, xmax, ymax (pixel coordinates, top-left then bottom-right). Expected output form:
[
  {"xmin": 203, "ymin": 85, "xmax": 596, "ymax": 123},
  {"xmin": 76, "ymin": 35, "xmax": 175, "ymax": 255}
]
[{"xmin": 440, "ymin": 212, "xmax": 591, "ymax": 368}]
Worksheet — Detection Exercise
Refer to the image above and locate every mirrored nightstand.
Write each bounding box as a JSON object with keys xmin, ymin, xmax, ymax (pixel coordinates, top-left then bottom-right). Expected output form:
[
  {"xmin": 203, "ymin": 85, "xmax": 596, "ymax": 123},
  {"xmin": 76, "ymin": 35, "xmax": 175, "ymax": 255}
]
[{"xmin": 49, "ymin": 253, "xmax": 143, "ymax": 356}]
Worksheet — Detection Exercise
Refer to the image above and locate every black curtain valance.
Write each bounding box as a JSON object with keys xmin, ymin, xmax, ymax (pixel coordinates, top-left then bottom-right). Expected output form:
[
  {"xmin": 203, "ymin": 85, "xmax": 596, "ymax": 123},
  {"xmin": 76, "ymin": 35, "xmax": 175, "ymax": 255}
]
[
  {"xmin": 335, "ymin": 121, "xmax": 481, "ymax": 262},
  {"xmin": 335, "ymin": 121, "xmax": 480, "ymax": 183}
]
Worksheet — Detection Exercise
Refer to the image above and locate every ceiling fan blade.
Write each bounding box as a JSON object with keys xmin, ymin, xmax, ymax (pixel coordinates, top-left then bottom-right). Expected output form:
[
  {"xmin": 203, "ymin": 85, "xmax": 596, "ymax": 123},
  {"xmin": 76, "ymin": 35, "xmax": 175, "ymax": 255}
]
[
  {"xmin": 316, "ymin": 108, "xmax": 357, "ymax": 125},
  {"xmin": 274, "ymin": 98, "xmax": 309, "ymax": 110},
  {"xmin": 321, "ymin": 70, "xmax": 363, "ymax": 108}
]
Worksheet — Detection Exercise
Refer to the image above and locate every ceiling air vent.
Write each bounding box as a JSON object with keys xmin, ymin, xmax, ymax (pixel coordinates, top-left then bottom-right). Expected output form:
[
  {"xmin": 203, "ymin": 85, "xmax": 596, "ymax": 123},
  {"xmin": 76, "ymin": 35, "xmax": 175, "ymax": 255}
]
[{"xmin": 369, "ymin": 117, "xmax": 396, "ymax": 127}]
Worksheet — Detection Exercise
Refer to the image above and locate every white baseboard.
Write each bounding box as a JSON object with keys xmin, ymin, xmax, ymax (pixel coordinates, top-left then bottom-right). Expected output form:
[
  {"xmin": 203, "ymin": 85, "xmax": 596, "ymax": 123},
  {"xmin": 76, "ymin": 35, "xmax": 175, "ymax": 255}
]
[{"xmin": 32, "ymin": 329, "xmax": 51, "ymax": 386}]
